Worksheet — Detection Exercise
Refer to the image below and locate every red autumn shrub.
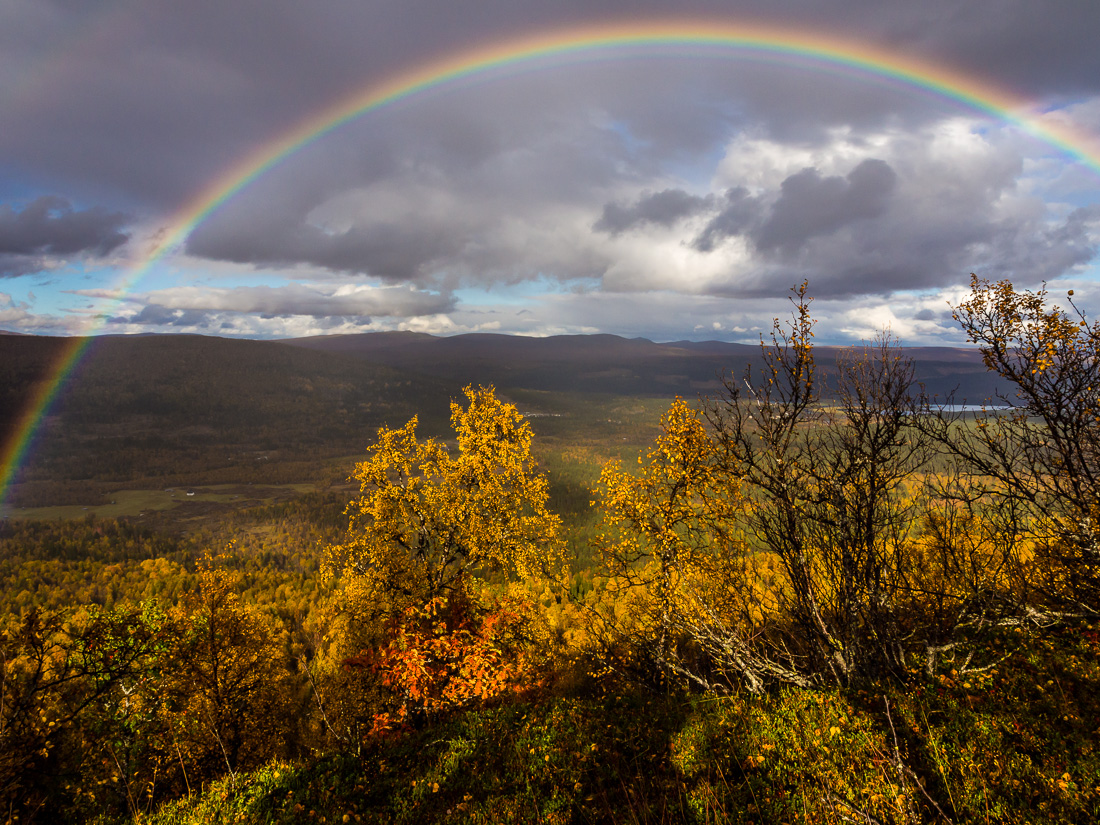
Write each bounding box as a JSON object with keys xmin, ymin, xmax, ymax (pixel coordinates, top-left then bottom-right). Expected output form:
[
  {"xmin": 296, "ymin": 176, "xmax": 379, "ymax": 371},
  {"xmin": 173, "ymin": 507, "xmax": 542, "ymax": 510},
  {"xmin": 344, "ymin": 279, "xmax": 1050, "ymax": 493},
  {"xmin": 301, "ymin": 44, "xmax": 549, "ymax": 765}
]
[{"xmin": 346, "ymin": 587, "xmax": 541, "ymax": 736}]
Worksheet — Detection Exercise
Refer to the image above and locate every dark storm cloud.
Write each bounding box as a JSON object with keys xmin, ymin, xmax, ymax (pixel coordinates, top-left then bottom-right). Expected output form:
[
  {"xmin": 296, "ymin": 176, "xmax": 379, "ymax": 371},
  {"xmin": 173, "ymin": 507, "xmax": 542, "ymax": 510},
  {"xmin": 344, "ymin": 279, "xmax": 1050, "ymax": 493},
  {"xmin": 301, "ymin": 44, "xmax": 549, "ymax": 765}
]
[
  {"xmin": 0, "ymin": 196, "xmax": 130, "ymax": 276},
  {"xmin": 735, "ymin": 192, "xmax": 1096, "ymax": 300},
  {"xmin": 754, "ymin": 159, "xmax": 898, "ymax": 253},
  {"xmin": 669, "ymin": 136, "xmax": 1098, "ymax": 301},
  {"xmin": 122, "ymin": 305, "xmax": 211, "ymax": 328},
  {"xmin": 185, "ymin": 208, "xmax": 464, "ymax": 284},
  {"xmin": 2, "ymin": 0, "xmax": 1099, "ymax": 341},
  {"xmin": 872, "ymin": 0, "xmax": 1100, "ymax": 96},
  {"xmin": 978, "ymin": 204, "xmax": 1100, "ymax": 282},
  {"xmin": 0, "ymin": 196, "xmax": 129, "ymax": 255},
  {"xmin": 4, "ymin": 0, "xmax": 1098, "ymax": 212},
  {"xmin": 179, "ymin": 98, "xmax": 637, "ymax": 286},
  {"xmin": 689, "ymin": 162, "xmax": 898, "ymax": 256},
  {"xmin": 693, "ymin": 188, "xmax": 760, "ymax": 252},
  {"xmin": 594, "ymin": 189, "xmax": 714, "ymax": 235}
]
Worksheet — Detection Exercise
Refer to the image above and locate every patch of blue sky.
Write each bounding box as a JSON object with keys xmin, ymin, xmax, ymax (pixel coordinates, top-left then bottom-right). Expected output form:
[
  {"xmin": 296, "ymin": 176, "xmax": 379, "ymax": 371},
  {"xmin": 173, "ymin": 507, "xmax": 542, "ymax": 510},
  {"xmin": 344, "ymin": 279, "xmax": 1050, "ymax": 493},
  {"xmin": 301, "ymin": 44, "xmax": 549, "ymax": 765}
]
[
  {"xmin": 604, "ymin": 116, "xmax": 649, "ymax": 156},
  {"xmin": 132, "ymin": 259, "xmax": 292, "ymax": 293},
  {"xmin": 0, "ymin": 174, "xmax": 52, "ymax": 205},
  {"xmin": 452, "ymin": 274, "xmax": 599, "ymax": 308},
  {"xmin": 9, "ymin": 263, "xmax": 96, "ymax": 315},
  {"xmin": 1, "ymin": 273, "xmax": 52, "ymax": 311},
  {"xmin": 1066, "ymin": 259, "xmax": 1100, "ymax": 286},
  {"xmin": 604, "ymin": 115, "xmax": 730, "ymax": 192},
  {"xmin": 998, "ymin": 103, "xmax": 1100, "ymax": 207},
  {"xmin": 0, "ymin": 165, "xmax": 143, "ymax": 216}
]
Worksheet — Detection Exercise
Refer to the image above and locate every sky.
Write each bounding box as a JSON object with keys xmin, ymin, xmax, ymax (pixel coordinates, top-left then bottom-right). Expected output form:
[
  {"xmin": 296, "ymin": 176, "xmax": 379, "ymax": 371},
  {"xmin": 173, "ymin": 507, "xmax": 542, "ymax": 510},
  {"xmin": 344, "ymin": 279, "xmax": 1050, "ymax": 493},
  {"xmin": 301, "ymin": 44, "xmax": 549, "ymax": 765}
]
[{"xmin": 1, "ymin": 0, "xmax": 1099, "ymax": 346}]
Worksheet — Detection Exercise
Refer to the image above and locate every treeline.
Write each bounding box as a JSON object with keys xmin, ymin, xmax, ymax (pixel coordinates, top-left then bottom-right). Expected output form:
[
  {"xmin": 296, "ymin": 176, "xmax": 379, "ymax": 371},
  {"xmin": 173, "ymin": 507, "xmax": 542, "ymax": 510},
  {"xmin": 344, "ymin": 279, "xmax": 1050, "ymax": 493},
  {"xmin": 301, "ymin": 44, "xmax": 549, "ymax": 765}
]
[
  {"xmin": 0, "ymin": 495, "xmax": 350, "ymax": 819},
  {"xmin": 3, "ymin": 278, "xmax": 1100, "ymax": 822},
  {"xmin": 0, "ymin": 492, "xmax": 344, "ymax": 617}
]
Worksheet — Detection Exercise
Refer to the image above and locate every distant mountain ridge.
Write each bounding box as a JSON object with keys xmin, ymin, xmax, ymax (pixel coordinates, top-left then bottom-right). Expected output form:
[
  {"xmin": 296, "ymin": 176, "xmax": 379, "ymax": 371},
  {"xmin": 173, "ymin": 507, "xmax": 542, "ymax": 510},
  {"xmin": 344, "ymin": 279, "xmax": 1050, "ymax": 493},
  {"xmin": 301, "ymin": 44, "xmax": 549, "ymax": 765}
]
[
  {"xmin": 1, "ymin": 332, "xmax": 1013, "ymax": 445},
  {"xmin": 285, "ymin": 331, "xmax": 1009, "ymax": 402},
  {"xmin": 1, "ymin": 330, "xmax": 1013, "ymax": 507},
  {"xmin": 0, "ymin": 333, "xmax": 460, "ymax": 493}
]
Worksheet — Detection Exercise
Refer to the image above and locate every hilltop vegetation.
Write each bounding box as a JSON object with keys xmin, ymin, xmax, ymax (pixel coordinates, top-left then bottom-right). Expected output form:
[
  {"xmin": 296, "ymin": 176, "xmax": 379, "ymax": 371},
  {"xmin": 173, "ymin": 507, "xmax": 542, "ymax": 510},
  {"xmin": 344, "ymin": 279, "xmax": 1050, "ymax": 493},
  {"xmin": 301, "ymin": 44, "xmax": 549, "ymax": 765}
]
[{"xmin": 3, "ymin": 278, "xmax": 1100, "ymax": 823}]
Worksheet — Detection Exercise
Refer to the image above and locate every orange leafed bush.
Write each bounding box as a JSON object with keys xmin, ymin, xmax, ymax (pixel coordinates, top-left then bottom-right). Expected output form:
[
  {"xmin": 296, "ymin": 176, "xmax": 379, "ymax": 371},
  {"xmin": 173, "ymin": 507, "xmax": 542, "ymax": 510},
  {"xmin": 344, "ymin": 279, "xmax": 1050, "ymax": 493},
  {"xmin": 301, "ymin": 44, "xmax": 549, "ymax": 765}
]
[{"xmin": 345, "ymin": 587, "xmax": 541, "ymax": 736}]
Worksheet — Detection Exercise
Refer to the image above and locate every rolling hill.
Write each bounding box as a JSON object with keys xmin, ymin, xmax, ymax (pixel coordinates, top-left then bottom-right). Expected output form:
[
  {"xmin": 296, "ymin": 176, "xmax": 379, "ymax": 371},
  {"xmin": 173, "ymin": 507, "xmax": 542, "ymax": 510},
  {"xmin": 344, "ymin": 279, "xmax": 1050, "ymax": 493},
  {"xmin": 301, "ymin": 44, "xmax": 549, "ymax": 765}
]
[
  {"xmin": 2, "ymin": 330, "xmax": 1011, "ymax": 509},
  {"xmin": 1, "ymin": 334, "xmax": 459, "ymax": 504},
  {"xmin": 286, "ymin": 330, "xmax": 1009, "ymax": 401}
]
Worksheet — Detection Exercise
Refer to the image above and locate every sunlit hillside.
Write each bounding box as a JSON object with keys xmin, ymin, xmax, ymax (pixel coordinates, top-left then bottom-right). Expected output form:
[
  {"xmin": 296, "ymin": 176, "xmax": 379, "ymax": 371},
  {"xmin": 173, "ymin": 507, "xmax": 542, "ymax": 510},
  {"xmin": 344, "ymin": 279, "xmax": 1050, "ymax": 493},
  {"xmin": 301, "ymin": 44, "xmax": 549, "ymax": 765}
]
[{"xmin": 3, "ymin": 283, "xmax": 1100, "ymax": 824}]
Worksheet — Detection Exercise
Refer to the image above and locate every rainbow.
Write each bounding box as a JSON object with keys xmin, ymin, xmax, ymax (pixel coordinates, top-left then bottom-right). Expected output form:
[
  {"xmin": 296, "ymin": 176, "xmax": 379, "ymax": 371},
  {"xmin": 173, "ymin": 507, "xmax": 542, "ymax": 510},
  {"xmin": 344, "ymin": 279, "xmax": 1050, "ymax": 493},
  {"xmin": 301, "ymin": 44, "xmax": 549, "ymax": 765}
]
[{"xmin": 3, "ymin": 18, "xmax": 1100, "ymax": 511}]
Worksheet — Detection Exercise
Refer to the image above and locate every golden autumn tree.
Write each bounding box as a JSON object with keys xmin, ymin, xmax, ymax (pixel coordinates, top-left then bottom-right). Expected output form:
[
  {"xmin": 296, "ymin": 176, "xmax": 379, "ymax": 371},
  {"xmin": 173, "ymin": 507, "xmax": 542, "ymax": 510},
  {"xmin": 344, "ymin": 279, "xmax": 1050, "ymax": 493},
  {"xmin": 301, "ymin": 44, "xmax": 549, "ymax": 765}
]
[
  {"xmin": 344, "ymin": 588, "xmax": 543, "ymax": 734},
  {"xmin": 332, "ymin": 385, "xmax": 563, "ymax": 603},
  {"xmin": 932, "ymin": 275, "xmax": 1100, "ymax": 612},
  {"xmin": 592, "ymin": 397, "xmax": 749, "ymax": 689},
  {"xmin": 703, "ymin": 286, "xmax": 949, "ymax": 687},
  {"xmin": 592, "ymin": 285, "xmax": 1019, "ymax": 692},
  {"xmin": 168, "ymin": 561, "xmax": 296, "ymax": 780},
  {"xmin": 324, "ymin": 386, "xmax": 561, "ymax": 736}
]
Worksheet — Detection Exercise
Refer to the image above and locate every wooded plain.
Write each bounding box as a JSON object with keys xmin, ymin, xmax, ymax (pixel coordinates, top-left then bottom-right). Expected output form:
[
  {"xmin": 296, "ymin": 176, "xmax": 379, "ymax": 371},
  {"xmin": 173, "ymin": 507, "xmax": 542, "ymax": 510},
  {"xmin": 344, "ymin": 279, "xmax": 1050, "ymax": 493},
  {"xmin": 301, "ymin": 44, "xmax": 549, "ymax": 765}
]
[{"xmin": 3, "ymin": 279, "xmax": 1100, "ymax": 824}]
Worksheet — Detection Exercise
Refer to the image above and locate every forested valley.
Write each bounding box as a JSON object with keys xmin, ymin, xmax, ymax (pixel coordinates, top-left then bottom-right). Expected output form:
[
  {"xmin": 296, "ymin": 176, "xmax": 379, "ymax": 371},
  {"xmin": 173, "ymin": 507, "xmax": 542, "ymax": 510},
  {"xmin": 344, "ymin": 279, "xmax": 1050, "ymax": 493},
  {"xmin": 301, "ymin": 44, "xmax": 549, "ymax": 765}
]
[{"xmin": 3, "ymin": 277, "xmax": 1100, "ymax": 824}]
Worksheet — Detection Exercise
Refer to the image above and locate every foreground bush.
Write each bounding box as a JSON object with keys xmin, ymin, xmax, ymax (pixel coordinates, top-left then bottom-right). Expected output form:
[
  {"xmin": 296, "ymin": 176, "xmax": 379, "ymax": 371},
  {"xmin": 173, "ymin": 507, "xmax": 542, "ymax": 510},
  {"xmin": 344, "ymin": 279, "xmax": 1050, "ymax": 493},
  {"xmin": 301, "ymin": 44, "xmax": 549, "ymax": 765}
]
[
  {"xmin": 139, "ymin": 623, "xmax": 1100, "ymax": 824},
  {"xmin": 0, "ymin": 563, "xmax": 300, "ymax": 822}
]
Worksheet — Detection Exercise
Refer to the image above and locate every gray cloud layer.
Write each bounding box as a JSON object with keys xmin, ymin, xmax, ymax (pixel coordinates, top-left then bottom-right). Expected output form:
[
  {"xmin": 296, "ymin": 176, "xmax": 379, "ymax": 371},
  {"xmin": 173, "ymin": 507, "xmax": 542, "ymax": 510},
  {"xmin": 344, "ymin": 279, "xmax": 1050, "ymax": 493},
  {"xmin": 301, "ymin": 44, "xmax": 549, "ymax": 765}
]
[
  {"xmin": 595, "ymin": 189, "xmax": 716, "ymax": 236},
  {"xmin": 4, "ymin": 1, "xmax": 1098, "ymax": 206},
  {"xmin": 0, "ymin": 196, "xmax": 130, "ymax": 276},
  {"xmin": 102, "ymin": 282, "xmax": 455, "ymax": 334},
  {"xmin": 754, "ymin": 159, "xmax": 898, "ymax": 253},
  {"xmin": 1, "ymin": 1, "xmax": 1098, "ymax": 338}
]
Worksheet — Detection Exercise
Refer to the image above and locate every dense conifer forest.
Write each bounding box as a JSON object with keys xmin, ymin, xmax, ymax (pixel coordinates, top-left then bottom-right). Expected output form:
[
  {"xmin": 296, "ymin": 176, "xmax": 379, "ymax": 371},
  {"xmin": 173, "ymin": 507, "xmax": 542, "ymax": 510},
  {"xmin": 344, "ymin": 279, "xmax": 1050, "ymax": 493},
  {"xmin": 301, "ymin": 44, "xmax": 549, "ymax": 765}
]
[{"xmin": 3, "ymin": 278, "xmax": 1100, "ymax": 823}]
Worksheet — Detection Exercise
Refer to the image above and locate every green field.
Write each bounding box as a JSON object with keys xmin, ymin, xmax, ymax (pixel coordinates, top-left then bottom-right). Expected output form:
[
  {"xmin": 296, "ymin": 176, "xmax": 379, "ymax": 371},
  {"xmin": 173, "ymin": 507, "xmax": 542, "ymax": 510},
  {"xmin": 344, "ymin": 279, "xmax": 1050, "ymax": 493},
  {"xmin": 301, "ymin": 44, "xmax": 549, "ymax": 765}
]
[{"xmin": 1, "ymin": 481, "xmax": 327, "ymax": 520}]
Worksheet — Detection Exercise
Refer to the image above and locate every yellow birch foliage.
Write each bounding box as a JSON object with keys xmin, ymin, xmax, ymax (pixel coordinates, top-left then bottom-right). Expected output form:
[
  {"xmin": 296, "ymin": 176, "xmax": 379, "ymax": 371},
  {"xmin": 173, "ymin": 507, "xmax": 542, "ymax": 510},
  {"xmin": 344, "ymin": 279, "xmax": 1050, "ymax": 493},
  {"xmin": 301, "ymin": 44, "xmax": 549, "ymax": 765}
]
[
  {"xmin": 951, "ymin": 276, "xmax": 1100, "ymax": 609},
  {"xmin": 596, "ymin": 397, "xmax": 735, "ymax": 590},
  {"xmin": 331, "ymin": 385, "xmax": 564, "ymax": 603},
  {"xmin": 591, "ymin": 398, "xmax": 749, "ymax": 672},
  {"xmin": 170, "ymin": 561, "xmax": 295, "ymax": 777}
]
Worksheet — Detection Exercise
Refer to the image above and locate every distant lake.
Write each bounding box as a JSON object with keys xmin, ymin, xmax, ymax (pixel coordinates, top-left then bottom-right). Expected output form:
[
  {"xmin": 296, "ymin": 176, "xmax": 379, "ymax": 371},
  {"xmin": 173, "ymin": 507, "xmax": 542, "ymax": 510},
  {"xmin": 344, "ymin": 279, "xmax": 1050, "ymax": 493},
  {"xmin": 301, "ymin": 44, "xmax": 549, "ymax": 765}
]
[{"xmin": 932, "ymin": 404, "xmax": 1015, "ymax": 413}]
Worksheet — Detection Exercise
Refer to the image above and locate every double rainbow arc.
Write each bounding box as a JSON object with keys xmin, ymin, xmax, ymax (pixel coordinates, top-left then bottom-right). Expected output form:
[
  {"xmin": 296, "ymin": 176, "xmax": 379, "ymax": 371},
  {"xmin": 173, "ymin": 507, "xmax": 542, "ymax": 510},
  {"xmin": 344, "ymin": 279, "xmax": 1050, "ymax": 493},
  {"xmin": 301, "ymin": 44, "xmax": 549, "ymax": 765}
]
[{"xmin": 3, "ymin": 19, "xmax": 1099, "ymax": 509}]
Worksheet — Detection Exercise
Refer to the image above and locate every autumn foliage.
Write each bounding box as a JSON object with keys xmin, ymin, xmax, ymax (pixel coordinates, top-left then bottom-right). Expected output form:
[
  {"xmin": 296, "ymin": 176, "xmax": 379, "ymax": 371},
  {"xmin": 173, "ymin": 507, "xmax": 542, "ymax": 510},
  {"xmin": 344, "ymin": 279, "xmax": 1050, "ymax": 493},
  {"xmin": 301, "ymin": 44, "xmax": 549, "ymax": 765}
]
[
  {"xmin": 9, "ymin": 280, "xmax": 1100, "ymax": 823},
  {"xmin": 589, "ymin": 281, "xmax": 1087, "ymax": 693},
  {"xmin": 331, "ymin": 385, "xmax": 563, "ymax": 604},
  {"xmin": 345, "ymin": 586, "xmax": 541, "ymax": 735},
  {"xmin": 943, "ymin": 275, "xmax": 1100, "ymax": 612},
  {"xmin": 0, "ymin": 560, "xmax": 297, "ymax": 820},
  {"xmin": 323, "ymin": 385, "xmax": 561, "ymax": 743},
  {"xmin": 591, "ymin": 397, "xmax": 748, "ymax": 689}
]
